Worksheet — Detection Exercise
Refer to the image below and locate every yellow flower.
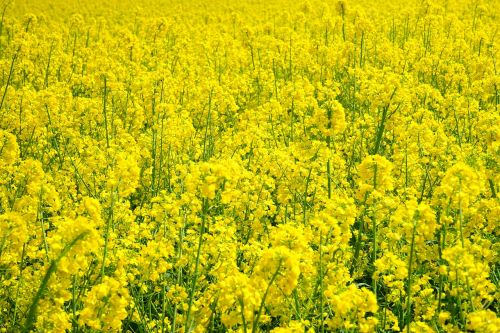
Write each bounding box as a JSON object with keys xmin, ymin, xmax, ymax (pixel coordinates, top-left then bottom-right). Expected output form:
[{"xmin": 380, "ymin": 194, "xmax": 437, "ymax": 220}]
[
  {"xmin": 79, "ymin": 277, "xmax": 130, "ymax": 332},
  {"xmin": 357, "ymin": 154, "xmax": 394, "ymax": 192}
]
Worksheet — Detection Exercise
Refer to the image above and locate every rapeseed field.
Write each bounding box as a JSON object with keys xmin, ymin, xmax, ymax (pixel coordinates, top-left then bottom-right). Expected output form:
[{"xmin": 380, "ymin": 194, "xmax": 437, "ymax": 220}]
[{"xmin": 0, "ymin": 0, "xmax": 498, "ymax": 332}]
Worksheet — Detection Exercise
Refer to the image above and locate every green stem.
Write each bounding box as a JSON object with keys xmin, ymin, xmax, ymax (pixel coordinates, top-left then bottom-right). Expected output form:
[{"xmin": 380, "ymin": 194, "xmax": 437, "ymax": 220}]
[
  {"xmin": 0, "ymin": 48, "xmax": 18, "ymax": 112},
  {"xmin": 100, "ymin": 189, "xmax": 115, "ymax": 279},
  {"xmin": 23, "ymin": 231, "xmax": 89, "ymax": 333},
  {"xmin": 488, "ymin": 179, "xmax": 496, "ymax": 198},
  {"xmin": 239, "ymin": 297, "xmax": 248, "ymax": 333},
  {"xmin": 319, "ymin": 232, "xmax": 325, "ymax": 333},
  {"xmin": 102, "ymin": 76, "xmax": 109, "ymax": 148},
  {"xmin": 185, "ymin": 198, "xmax": 208, "ymax": 331},
  {"xmin": 252, "ymin": 259, "xmax": 282, "ymax": 333},
  {"xmin": 373, "ymin": 88, "xmax": 397, "ymax": 155},
  {"xmin": 406, "ymin": 214, "xmax": 418, "ymax": 333}
]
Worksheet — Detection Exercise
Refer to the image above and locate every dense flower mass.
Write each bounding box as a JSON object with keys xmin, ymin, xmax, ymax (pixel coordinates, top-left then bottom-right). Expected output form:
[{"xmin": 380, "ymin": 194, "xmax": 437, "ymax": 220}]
[{"xmin": 0, "ymin": 0, "xmax": 498, "ymax": 332}]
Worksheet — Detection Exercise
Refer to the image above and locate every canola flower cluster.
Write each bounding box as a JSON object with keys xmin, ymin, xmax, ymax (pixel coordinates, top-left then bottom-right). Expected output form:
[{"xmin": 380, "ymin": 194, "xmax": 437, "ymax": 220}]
[{"xmin": 0, "ymin": 0, "xmax": 499, "ymax": 332}]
